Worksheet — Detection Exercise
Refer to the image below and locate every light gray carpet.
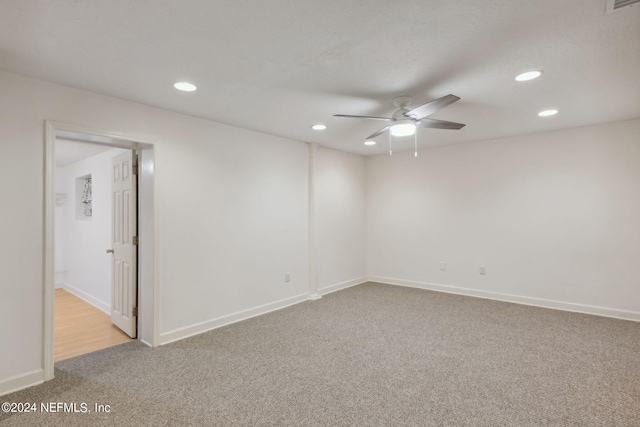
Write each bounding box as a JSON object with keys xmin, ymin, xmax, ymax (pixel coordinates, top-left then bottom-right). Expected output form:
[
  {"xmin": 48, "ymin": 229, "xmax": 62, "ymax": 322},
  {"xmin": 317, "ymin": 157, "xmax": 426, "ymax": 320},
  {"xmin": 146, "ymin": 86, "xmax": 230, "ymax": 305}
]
[{"xmin": 2, "ymin": 282, "xmax": 639, "ymax": 426}]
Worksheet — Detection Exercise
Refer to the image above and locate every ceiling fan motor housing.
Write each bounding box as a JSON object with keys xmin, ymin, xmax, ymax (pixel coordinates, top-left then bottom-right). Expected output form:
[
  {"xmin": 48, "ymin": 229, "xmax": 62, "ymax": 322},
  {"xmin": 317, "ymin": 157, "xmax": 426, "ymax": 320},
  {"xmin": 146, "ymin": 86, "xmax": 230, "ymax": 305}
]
[
  {"xmin": 392, "ymin": 96, "xmax": 414, "ymax": 121},
  {"xmin": 393, "ymin": 96, "xmax": 412, "ymax": 108}
]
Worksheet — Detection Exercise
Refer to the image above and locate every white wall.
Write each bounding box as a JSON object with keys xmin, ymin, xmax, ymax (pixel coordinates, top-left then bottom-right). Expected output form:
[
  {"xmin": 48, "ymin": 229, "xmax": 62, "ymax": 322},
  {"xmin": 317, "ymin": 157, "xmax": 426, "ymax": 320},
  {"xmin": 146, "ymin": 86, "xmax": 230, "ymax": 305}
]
[
  {"xmin": 0, "ymin": 70, "xmax": 318, "ymax": 390},
  {"xmin": 316, "ymin": 146, "xmax": 367, "ymax": 292},
  {"xmin": 54, "ymin": 168, "xmax": 66, "ymax": 286},
  {"xmin": 157, "ymin": 124, "xmax": 310, "ymax": 339},
  {"xmin": 367, "ymin": 118, "xmax": 640, "ymax": 315},
  {"xmin": 55, "ymin": 147, "xmax": 127, "ymax": 312}
]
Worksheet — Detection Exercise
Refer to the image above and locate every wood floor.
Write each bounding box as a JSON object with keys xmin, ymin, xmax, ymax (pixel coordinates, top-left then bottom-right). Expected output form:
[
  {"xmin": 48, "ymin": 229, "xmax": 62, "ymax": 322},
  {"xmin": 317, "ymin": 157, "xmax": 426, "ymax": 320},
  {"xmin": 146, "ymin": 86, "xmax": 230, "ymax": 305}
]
[{"xmin": 54, "ymin": 288, "xmax": 132, "ymax": 362}]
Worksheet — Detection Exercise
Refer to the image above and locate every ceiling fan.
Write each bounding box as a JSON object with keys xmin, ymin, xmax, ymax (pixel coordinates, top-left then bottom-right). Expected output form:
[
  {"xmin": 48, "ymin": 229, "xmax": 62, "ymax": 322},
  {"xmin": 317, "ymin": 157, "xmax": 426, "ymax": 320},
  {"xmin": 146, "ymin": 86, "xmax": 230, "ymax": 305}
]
[{"xmin": 334, "ymin": 94, "xmax": 465, "ymax": 141}]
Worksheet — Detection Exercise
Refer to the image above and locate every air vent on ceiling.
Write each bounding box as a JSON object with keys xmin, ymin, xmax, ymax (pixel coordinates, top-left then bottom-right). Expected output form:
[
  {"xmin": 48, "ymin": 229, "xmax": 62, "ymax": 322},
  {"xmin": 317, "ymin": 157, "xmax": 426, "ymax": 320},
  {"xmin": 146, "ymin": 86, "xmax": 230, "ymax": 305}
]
[{"xmin": 606, "ymin": 0, "xmax": 640, "ymax": 13}]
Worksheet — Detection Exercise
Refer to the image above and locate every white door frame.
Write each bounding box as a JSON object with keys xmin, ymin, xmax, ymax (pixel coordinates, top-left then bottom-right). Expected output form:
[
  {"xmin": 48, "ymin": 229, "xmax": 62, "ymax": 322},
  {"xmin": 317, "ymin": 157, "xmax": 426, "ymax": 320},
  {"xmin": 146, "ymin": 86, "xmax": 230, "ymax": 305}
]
[{"xmin": 43, "ymin": 121, "xmax": 159, "ymax": 381}]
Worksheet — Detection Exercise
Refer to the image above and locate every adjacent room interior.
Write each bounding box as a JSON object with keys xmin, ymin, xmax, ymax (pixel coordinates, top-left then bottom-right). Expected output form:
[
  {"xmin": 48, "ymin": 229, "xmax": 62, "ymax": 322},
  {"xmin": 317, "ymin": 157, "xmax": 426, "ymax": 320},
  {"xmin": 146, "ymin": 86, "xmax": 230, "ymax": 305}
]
[{"xmin": 53, "ymin": 139, "xmax": 134, "ymax": 361}]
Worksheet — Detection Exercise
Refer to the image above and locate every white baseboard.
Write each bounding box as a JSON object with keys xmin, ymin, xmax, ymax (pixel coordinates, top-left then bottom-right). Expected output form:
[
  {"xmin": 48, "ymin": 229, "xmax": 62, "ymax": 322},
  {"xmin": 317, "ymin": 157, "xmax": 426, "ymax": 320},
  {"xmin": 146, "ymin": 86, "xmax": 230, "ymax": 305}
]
[
  {"xmin": 61, "ymin": 282, "xmax": 110, "ymax": 315},
  {"xmin": 319, "ymin": 276, "xmax": 368, "ymax": 296},
  {"xmin": 0, "ymin": 369, "xmax": 44, "ymax": 397},
  {"xmin": 160, "ymin": 292, "xmax": 311, "ymax": 345},
  {"xmin": 369, "ymin": 276, "xmax": 640, "ymax": 322},
  {"xmin": 160, "ymin": 277, "xmax": 371, "ymax": 346}
]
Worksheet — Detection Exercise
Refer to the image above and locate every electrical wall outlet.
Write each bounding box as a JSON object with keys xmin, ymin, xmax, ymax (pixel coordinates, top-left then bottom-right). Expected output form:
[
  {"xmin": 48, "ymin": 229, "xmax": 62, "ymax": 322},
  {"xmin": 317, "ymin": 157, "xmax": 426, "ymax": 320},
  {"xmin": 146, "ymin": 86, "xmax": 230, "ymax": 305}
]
[
  {"xmin": 439, "ymin": 261, "xmax": 447, "ymax": 271},
  {"xmin": 479, "ymin": 266, "xmax": 486, "ymax": 275},
  {"xmin": 285, "ymin": 272, "xmax": 290, "ymax": 282}
]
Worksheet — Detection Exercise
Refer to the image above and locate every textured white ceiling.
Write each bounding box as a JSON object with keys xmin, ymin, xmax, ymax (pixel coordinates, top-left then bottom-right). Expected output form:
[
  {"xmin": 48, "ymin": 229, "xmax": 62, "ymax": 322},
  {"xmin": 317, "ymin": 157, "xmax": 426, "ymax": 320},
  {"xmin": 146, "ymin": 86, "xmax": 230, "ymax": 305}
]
[
  {"xmin": 55, "ymin": 139, "xmax": 113, "ymax": 167},
  {"xmin": 1, "ymin": 0, "xmax": 639, "ymax": 155}
]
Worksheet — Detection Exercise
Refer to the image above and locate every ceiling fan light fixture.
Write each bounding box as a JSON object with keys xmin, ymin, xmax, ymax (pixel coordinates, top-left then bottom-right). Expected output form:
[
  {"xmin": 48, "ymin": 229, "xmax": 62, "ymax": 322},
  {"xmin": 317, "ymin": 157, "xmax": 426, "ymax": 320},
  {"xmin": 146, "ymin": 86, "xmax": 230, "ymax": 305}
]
[
  {"xmin": 538, "ymin": 109, "xmax": 558, "ymax": 117},
  {"xmin": 390, "ymin": 122, "xmax": 416, "ymax": 137},
  {"xmin": 174, "ymin": 81, "xmax": 197, "ymax": 92},
  {"xmin": 311, "ymin": 124, "xmax": 327, "ymax": 130},
  {"xmin": 515, "ymin": 71, "xmax": 542, "ymax": 81},
  {"xmin": 364, "ymin": 140, "xmax": 376, "ymax": 146}
]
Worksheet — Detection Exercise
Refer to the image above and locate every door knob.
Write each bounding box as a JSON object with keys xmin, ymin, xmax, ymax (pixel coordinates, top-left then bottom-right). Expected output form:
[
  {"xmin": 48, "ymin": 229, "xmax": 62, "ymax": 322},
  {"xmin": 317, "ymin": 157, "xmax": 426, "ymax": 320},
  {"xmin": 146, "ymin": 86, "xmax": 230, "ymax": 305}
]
[{"xmin": 106, "ymin": 249, "xmax": 114, "ymax": 254}]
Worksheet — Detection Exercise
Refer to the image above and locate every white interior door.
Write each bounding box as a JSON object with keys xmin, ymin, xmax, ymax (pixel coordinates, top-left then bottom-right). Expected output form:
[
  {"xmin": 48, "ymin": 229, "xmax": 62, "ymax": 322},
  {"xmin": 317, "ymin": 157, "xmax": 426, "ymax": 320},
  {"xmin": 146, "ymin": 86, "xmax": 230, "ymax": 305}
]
[{"xmin": 110, "ymin": 150, "xmax": 137, "ymax": 338}]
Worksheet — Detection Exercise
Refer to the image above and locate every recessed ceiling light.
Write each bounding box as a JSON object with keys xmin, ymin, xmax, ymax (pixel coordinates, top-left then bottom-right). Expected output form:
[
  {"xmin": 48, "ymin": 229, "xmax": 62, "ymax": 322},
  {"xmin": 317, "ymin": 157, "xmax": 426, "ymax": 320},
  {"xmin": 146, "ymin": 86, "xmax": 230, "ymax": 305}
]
[
  {"xmin": 515, "ymin": 71, "xmax": 542, "ymax": 81},
  {"xmin": 538, "ymin": 109, "xmax": 558, "ymax": 117},
  {"xmin": 174, "ymin": 82, "xmax": 197, "ymax": 92},
  {"xmin": 364, "ymin": 140, "xmax": 376, "ymax": 146},
  {"xmin": 311, "ymin": 124, "xmax": 327, "ymax": 131}
]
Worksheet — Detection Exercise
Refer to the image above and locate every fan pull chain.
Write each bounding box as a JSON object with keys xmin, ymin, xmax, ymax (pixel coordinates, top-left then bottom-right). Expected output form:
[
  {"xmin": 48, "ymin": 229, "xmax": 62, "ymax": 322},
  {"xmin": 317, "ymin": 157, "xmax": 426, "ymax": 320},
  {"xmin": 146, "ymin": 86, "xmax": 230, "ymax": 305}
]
[
  {"xmin": 414, "ymin": 129, "xmax": 418, "ymax": 157},
  {"xmin": 389, "ymin": 131, "xmax": 393, "ymax": 156}
]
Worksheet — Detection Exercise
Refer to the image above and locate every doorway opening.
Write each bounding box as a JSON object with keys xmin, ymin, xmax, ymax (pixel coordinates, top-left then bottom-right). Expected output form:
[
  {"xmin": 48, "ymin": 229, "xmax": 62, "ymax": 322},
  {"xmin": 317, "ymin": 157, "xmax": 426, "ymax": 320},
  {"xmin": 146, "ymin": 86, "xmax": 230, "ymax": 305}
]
[
  {"xmin": 44, "ymin": 121, "xmax": 158, "ymax": 381},
  {"xmin": 53, "ymin": 141, "xmax": 135, "ymax": 360}
]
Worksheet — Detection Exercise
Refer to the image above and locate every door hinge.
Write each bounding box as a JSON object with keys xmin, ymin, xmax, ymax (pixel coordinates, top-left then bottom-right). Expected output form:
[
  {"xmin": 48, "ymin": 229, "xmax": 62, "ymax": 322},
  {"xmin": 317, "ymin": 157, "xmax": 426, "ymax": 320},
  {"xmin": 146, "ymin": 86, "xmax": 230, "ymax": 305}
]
[
  {"xmin": 133, "ymin": 236, "xmax": 139, "ymax": 245},
  {"xmin": 132, "ymin": 307, "xmax": 137, "ymax": 317},
  {"xmin": 132, "ymin": 165, "xmax": 139, "ymax": 175}
]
